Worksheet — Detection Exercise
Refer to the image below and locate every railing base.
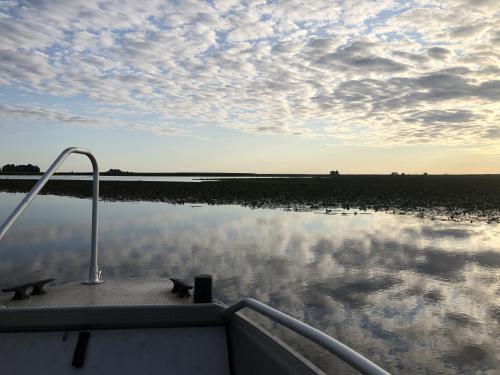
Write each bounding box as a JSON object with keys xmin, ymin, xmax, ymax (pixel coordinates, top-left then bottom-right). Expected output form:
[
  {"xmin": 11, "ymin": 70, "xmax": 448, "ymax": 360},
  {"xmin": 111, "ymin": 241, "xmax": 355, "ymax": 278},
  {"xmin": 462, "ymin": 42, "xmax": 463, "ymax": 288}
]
[
  {"xmin": 82, "ymin": 266, "xmax": 104, "ymax": 285},
  {"xmin": 82, "ymin": 280, "xmax": 104, "ymax": 285}
]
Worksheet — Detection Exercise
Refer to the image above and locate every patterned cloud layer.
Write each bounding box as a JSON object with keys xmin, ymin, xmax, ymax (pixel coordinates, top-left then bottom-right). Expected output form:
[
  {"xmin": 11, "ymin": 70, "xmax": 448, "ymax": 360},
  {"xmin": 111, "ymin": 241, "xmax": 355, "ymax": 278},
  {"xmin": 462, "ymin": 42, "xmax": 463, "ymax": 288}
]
[{"xmin": 1, "ymin": 0, "xmax": 499, "ymax": 148}]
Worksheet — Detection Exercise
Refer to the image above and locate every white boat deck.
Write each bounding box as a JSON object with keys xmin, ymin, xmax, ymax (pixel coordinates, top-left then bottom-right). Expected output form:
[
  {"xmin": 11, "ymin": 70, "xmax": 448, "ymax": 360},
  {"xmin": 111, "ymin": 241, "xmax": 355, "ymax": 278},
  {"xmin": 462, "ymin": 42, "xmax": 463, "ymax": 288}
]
[
  {"xmin": 0, "ymin": 278, "xmax": 191, "ymax": 308},
  {"xmin": 0, "ymin": 277, "xmax": 385, "ymax": 375},
  {"xmin": 0, "ymin": 278, "xmax": 230, "ymax": 375}
]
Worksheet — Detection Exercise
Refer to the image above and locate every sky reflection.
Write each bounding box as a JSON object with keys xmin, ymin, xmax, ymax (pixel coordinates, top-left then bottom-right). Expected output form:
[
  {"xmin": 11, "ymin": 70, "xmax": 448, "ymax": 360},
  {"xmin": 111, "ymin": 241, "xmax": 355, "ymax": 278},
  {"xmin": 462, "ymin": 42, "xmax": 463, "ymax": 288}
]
[{"xmin": 0, "ymin": 192, "xmax": 499, "ymax": 373}]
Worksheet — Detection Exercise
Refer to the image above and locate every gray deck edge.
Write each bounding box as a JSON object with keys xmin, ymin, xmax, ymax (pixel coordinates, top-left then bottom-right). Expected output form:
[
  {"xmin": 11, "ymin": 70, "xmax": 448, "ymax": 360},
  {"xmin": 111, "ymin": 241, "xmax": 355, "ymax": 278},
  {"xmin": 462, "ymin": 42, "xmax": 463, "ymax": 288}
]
[{"xmin": 0, "ymin": 303, "xmax": 225, "ymax": 332}]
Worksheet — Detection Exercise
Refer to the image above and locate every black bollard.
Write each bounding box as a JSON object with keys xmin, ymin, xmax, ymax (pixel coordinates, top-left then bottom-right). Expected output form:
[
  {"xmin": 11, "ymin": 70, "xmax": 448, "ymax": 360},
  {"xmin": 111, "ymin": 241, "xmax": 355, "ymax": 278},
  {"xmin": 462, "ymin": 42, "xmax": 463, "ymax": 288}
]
[{"xmin": 193, "ymin": 274, "xmax": 212, "ymax": 303}]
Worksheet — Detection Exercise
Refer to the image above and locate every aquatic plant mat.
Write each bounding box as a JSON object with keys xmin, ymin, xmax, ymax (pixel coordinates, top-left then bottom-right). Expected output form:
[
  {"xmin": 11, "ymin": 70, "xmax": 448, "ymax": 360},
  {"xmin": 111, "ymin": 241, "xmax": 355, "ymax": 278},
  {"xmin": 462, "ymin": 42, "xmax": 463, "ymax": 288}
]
[{"xmin": 1, "ymin": 176, "xmax": 499, "ymax": 222}]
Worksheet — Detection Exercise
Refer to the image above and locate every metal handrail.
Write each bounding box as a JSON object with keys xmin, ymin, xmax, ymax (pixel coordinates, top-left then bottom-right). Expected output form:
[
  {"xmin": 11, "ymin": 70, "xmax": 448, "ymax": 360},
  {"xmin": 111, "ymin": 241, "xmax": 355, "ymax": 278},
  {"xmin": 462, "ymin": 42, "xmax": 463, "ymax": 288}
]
[
  {"xmin": 0, "ymin": 147, "xmax": 103, "ymax": 285},
  {"xmin": 223, "ymin": 298, "xmax": 390, "ymax": 375}
]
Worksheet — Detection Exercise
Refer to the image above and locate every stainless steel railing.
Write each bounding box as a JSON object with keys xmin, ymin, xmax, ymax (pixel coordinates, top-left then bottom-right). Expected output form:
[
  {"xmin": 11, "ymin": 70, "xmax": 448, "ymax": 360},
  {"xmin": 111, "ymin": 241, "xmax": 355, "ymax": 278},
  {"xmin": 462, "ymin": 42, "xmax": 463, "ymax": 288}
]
[
  {"xmin": 223, "ymin": 298, "xmax": 390, "ymax": 375},
  {"xmin": 0, "ymin": 147, "xmax": 103, "ymax": 285}
]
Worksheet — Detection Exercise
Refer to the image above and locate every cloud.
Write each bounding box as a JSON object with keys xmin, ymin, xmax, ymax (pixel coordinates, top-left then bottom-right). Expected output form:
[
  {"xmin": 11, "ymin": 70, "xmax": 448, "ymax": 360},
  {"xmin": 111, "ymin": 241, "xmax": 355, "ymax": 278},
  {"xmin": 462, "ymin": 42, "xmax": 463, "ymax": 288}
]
[
  {"xmin": 427, "ymin": 47, "xmax": 451, "ymax": 60},
  {"xmin": 315, "ymin": 41, "xmax": 408, "ymax": 73},
  {"xmin": 0, "ymin": 0, "xmax": 498, "ymax": 147},
  {"xmin": 0, "ymin": 49, "xmax": 54, "ymax": 85},
  {"xmin": 404, "ymin": 109, "xmax": 478, "ymax": 125},
  {"xmin": 449, "ymin": 22, "xmax": 490, "ymax": 39},
  {"xmin": 0, "ymin": 104, "xmax": 96, "ymax": 124},
  {"xmin": 0, "ymin": 104, "xmax": 187, "ymax": 136}
]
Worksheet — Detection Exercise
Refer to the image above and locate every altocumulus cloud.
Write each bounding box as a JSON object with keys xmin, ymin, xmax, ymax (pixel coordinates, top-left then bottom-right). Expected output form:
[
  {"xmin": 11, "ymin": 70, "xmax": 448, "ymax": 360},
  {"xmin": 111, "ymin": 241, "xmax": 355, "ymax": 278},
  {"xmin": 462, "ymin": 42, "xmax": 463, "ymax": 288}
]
[{"xmin": 0, "ymin": 0, "xmax": 499, "ymax": 146}]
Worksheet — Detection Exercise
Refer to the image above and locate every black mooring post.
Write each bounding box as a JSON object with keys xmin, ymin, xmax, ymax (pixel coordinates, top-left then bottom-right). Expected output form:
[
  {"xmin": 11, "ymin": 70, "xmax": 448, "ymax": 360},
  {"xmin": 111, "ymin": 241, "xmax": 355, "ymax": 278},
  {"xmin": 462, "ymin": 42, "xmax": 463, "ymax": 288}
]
[{"xmin": 193, "ymin": 274, "xmax": 212, "ymax": 303}]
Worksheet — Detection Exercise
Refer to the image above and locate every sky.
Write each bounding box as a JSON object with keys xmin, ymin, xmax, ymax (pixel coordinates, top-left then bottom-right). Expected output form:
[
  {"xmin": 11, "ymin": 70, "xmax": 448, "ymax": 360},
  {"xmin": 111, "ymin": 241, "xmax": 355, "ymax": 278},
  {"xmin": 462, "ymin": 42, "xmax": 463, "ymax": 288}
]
[{"xmin": 0, "ymin": 0, "xmax": 499, "ymax": 174}]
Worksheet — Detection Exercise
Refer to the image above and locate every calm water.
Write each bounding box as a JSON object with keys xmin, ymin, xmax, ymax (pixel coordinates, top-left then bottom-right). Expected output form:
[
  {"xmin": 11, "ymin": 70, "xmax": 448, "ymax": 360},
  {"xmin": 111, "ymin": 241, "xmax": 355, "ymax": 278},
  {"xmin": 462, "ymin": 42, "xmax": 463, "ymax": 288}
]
[
  {"xmin": 0, "ymin": 175, "xmax": 297, "ymax": 182},
  {"xmin": 0, "ymin": 192, "xmax": 499, "ymax": 374}
]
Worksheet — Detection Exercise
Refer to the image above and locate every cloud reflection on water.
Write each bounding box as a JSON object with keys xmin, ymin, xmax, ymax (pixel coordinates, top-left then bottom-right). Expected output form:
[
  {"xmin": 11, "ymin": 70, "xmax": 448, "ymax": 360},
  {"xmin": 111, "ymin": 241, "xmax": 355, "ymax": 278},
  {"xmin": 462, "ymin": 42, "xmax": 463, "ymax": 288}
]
[{"xmin": 0, "ymin": 193, "xmax": 499, "ymax": 373}]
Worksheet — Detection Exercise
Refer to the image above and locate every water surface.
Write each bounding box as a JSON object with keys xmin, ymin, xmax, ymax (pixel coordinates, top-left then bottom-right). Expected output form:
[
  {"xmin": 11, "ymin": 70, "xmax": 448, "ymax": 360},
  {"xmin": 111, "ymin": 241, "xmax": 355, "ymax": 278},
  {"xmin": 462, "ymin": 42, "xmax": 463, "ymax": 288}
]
[
  {"xmin": 0, "ymin": 175, "xmax": 299, "ymax": 182},
  {"xmin": 0, "ymin": 192, "xmax": 499, "ymax": 374}
]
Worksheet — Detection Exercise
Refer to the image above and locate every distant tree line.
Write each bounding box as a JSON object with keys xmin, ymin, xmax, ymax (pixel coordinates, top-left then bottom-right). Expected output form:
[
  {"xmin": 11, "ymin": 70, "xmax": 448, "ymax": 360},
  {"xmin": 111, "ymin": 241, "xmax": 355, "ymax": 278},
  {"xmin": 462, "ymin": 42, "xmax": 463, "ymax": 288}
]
[
  {"xmin": 102, "ymin": 168, "xmax": 132, "ymax": 175},
  {"xmin": 0, "ymin": 165, "xmax": 133, "ymax": 175},
  {"xmin": 391, "ymin": 172, "xmax": 429, "ymax": 176},
  {"xmin": 1, "ymin": 164, "xmax": 40, "ymax": 174}
]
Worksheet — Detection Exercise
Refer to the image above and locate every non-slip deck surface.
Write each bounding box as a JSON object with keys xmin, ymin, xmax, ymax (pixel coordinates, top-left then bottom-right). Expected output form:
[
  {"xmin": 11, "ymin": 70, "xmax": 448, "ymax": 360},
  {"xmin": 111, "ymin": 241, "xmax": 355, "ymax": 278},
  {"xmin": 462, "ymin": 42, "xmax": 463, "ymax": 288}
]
[
  {"xmin": 0, "ymin": 278, "xmax": 190, "ymax": 308},
  {"xmin": 0, "ymin": 327, "xmax": 230, "ymax": 375}
]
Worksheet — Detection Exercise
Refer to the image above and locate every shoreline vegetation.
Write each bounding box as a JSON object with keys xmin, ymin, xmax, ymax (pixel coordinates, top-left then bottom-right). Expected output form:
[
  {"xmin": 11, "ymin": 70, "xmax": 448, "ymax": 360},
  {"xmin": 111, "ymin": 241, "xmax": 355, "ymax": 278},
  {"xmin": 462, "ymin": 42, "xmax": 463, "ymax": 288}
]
[
  {"xmin": 1, "ymin": 171, "xmax": 499, "ymax": 177},
  {"xmin": 1, "ymin": 176, "xmax": 499, "ymax": 223},
  {"xmin": 0, "ymin": 171, "xmax": 327, "ymax": 177}
]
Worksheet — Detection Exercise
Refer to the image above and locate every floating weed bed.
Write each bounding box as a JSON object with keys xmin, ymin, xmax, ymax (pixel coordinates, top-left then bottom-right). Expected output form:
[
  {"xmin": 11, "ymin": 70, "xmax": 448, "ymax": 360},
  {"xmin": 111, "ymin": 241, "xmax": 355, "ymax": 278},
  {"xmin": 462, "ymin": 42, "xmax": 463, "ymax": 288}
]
[{"xmin": 1, "ymin": 175, "xmax": 499, "ymax": 223}]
